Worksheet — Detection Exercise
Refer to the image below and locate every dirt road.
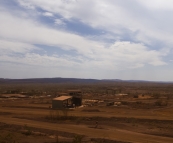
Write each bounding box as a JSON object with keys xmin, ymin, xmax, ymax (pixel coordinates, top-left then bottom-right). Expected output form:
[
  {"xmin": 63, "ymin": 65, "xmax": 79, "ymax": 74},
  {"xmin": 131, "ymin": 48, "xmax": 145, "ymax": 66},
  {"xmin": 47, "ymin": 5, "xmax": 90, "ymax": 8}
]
[{"xmin": 0, "ymin": 116, "xmax": 173, "ymax": 143}]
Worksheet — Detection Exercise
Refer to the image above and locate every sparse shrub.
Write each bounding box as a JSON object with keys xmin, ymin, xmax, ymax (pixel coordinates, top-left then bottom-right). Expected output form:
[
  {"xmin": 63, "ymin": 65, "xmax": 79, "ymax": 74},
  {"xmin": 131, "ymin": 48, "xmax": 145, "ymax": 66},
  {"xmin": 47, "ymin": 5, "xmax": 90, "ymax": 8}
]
[
  {"xmin": 23, "ymin": 124, "xmax": 32, "ymax": 136},
  {"xmin": 153, "ymin": 93, "xmax": 160, "ymax": 99},
  {"xmin": 155, "ymin": 100, "xmax": 162, "ymax": 106},
  {"xmin": 0, "ymin": 132, "xmax": 17, "ymax": 143},
  {"xmin": 72, "ymin": 135, "xmax": 83, "ymax": 143},
  {"xmin": 131, "ymin": 118, "xmax": 137, "ymax": 126},
  {"xmin": 133, "ymin": 95, "xmax": 138, "ymax": 98},
  {"xmin": 136, "ymin": 101, "xmax": 142, "ymax": 104},
  {"xmin": 155, "ymin": 100, "xmax": 167, "ymax": 106},
  {"xmin": 121, "ymin": 101, "xmax": 128, "ymax": 105},
  {"xmin": 75, "ymin": 118, "xmax": 81, "ymax": 125}
]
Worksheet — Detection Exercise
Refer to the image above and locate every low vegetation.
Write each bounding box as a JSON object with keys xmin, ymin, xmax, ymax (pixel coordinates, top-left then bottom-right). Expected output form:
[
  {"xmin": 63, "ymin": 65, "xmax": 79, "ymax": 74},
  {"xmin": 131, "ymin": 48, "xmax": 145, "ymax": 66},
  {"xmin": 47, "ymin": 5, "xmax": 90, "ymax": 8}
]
[{"xmin": 0, "ymin": 81, "xmax": 173, "ymax": 142}]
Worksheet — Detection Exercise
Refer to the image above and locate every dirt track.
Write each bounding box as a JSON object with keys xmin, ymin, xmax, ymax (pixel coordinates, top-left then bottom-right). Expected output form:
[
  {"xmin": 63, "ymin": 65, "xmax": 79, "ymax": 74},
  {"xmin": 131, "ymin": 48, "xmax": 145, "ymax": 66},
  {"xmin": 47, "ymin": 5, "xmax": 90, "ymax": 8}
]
[{"xmin": 0, "ymin": 116, "xmax": 173, "ymax": 143}]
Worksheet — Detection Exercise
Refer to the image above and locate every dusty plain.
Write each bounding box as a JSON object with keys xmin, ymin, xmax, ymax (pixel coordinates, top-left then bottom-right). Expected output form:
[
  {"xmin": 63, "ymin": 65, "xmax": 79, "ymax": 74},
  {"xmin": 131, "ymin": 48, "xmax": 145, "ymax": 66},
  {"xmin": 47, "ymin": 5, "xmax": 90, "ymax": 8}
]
[{"xmin": 0, "ymin": 82, "xmax": 173, "ymax": 143}]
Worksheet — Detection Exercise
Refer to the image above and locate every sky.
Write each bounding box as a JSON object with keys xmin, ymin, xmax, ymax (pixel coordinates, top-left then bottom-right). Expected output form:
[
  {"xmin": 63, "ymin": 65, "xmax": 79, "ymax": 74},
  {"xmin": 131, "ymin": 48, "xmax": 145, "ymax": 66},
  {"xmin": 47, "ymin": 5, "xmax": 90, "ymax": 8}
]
[{"xmin": 0, "ymin": 0, "xmax": 173, "ymax": 81}]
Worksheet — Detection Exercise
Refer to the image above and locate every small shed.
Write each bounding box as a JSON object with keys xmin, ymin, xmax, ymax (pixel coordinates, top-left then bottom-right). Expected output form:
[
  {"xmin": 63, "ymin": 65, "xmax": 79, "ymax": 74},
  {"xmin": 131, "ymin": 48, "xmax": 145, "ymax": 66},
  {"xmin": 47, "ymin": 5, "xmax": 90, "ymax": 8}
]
[{"xmin": 52, "ymin": 96, "xmax": 72, "ymax": 109}]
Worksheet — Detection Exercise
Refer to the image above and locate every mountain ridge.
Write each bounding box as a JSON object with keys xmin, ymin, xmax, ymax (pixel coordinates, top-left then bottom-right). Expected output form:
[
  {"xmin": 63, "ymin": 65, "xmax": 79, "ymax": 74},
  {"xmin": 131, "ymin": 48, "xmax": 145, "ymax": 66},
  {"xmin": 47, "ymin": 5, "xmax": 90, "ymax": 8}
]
[{"xmin": 0, "ymin": 77, "xmax": 173, "ymax": 84}]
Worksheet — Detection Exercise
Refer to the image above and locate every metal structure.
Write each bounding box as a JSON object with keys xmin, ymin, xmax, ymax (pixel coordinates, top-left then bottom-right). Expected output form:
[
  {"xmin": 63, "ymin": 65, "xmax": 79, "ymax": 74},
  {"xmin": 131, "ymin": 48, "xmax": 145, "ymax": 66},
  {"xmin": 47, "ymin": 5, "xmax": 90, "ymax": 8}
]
[{"xmin": 68, "ymin": 90, "xmax": 82, "ymax": 106}]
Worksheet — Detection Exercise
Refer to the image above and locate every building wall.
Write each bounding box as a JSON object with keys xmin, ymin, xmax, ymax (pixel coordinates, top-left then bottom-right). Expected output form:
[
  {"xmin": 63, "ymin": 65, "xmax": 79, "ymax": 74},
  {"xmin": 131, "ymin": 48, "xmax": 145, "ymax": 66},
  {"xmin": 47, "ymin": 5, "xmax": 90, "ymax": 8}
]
[
  {"xmin": 52, "ymin": 100, "xmax": 63, "ymax": 109},
  {"xmin": 72, "ymin": 97, "xmax": 82, "ymax": 106},
  {"xmin": 69, "ymin": 91, "xmax": 82, "ymax": 106}
]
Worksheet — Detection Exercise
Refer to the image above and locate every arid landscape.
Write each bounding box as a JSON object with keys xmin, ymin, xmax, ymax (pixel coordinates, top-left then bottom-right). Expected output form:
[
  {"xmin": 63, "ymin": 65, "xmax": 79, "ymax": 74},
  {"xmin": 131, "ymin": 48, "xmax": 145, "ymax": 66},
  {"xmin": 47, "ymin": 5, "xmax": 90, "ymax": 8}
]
[
  {"xmin": 0, "ymin": 79, "xmax": 173, "ymax": 143},
  {"xmin": 1, "ymin": 0, "xmax": 173, "ymax": 142}
]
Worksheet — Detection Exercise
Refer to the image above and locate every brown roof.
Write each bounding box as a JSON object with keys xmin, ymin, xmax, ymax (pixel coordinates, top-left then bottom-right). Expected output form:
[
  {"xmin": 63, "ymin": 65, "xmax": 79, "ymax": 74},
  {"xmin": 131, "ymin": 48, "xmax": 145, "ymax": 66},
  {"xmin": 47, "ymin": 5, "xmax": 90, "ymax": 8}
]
[{"xmin": 53, "ymin": 96, "xmax": 72, "ymax": 101}]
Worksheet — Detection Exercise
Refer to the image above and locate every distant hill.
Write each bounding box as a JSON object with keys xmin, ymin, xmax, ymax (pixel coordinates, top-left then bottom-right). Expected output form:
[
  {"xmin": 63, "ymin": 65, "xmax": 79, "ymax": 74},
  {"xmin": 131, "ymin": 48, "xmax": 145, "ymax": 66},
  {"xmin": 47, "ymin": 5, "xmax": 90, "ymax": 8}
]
[
  {"xmin": 0, "ymin": 78, "xmax": 100, "ymax": 84},
  {"xmin": 0, "ymin": 78, "xmax": 172, "ymax": 84}
]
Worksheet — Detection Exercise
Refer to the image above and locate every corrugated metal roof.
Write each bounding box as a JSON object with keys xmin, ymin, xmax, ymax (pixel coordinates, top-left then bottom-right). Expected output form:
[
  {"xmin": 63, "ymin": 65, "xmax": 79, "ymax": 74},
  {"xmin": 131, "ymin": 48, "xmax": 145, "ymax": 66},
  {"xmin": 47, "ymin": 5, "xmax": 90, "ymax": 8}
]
[{"xmin": 53, "ymin": 96, "xmax": 72, "ymax": 101}]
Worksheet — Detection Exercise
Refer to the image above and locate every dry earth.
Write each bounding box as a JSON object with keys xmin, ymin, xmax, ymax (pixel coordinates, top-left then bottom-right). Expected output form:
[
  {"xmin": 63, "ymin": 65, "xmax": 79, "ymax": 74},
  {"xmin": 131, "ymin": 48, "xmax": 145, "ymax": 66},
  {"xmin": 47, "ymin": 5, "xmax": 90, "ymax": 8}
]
[{"xmin": 0, "ymin": 98, "xmax": 173, "ymax": 143}]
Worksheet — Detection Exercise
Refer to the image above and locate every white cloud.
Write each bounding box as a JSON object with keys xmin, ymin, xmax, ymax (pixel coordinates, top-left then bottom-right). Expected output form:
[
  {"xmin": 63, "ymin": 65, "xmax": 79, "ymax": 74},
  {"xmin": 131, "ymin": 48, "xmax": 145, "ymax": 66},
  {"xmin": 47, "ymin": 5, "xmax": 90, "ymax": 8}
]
[
  {"xmin": 0, "ymin": 0, "xmax": 171, "ymax": 80},
  {"xmin": 0, "ymin": 53, "xmax": 81, "ymax": 67},
  {"xmin": 54, "ymin": 19, "xmax": 65, "ymax": 26},
  {"xmin": 15, "ymin": 0, "xmax": 173, "ymax": 48},
  {"xmin": 138, "ymin": 0, "xmax": 173, "ymax": 10},
  {"xmin": 0, "ymin": 11, "xmax": 99, "ymax": 55},
  {"xmin": 0, "ymin": 39, "xmax": 38, "ymax": 55},
  {"xmin": 17, "ymin": 0, "xmax": 35, "ymax": 9},
  {"xmin": 0, "ymin": 9, "xmax": 167, "ymax": 69},
  {"xmin": 42, "ymin": 12, "xmax": 53, "ymax": 17},
  {"xmin": 92, "ymin": 41, "xmax": 167, "ymax": 69}
]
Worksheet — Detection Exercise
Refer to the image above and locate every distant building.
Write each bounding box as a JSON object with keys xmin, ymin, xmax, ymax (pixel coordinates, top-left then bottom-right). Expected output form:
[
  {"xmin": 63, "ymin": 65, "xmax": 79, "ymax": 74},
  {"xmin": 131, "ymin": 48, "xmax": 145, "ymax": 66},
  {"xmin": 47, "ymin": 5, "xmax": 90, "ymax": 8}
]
[
  {"xmin": 52, "ymin": 90, "xmax": 82, "ymax": 109},
  {"xmin": 52, "ymin": 96, "xmax": 72, "ymax": 109}
]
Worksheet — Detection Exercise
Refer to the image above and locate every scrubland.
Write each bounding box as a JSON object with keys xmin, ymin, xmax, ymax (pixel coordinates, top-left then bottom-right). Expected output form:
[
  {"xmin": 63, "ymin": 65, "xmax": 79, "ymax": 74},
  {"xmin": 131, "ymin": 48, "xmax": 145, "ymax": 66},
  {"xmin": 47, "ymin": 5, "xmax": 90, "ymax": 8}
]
[{"xmin": 0, "ymin": 82, "xmax": 173, "ymax": 143}]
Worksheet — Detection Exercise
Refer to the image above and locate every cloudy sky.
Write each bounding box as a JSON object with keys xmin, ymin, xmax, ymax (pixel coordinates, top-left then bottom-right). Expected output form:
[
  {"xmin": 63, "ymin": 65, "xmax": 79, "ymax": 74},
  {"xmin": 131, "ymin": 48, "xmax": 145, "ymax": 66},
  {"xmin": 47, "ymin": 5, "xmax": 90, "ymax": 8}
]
[{"xmin": 0, "ymin": 0, "xmax": 173, "ymax": 81}]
